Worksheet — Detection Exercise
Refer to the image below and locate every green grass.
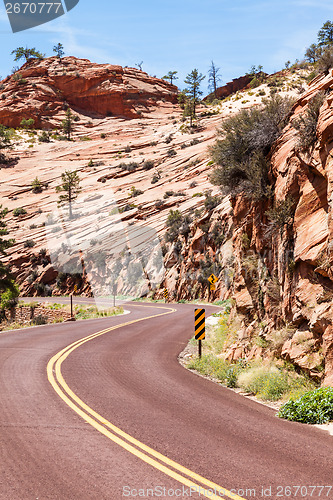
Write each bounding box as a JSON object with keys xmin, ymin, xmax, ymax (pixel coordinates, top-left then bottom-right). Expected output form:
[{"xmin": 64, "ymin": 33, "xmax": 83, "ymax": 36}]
[
  {"xmin": 74, "ymin": 305, "xmax": 124, "ymax": 320},
  {"xmin": 188, "ymin": 354, "xmax": 229, "ymax": 382},
  {"xmin": 185, "ymin": 310, "xmax": 317, "ymax": 402}
]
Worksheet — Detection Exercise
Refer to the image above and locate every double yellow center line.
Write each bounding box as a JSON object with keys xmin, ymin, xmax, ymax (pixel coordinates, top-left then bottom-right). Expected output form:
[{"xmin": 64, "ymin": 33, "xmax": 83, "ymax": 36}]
[{"xmin": 47, "ymin": 305, "xmax": 245, "ymax": 500}]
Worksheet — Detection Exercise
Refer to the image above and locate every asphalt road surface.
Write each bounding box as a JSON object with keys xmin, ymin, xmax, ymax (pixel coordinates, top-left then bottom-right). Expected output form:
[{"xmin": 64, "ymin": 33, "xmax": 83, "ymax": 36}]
[{"xmin": 0, "ymin": 302, "xmax": 332, "ymax": 500}]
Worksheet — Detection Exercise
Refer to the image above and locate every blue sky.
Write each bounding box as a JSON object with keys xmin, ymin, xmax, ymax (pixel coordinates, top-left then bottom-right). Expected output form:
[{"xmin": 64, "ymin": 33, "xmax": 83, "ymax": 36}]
[{"xmin": 0, "ymin": 0, "xmax": 333, "ymax": 93}]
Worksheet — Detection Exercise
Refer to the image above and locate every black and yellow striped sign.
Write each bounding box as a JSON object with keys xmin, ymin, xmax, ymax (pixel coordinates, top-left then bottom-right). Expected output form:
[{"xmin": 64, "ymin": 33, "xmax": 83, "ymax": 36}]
[
  {"xmin": 74, "ymin": 284, "xmax": 78, "ymax": 294},
  {"xmin": 195, "ymin": 308, "xmax": 205, "ymax": 340},
  {"xmin": 163, "ymin": 288, "xmax": 168, "ymax": 301}
]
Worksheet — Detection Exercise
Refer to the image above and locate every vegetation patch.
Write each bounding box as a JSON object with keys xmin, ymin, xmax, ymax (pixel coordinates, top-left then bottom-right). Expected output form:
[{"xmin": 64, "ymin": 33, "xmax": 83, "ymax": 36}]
[
  {"xmin": 278, "ymin": 387, "xmax": 333, "ymax": 424},
  {"xmin": 185, "ymin": 309, "xmax": 317, "ymax": 403}
]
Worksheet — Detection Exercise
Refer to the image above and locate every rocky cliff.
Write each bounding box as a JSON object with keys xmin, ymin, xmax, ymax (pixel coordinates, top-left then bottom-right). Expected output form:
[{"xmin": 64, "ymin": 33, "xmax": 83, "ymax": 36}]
[
  {"xmin": 161, "ymin": 71, "xmax": 333, "ymax": 387},
  {"xmin": 0, "ymin": 57, "xmax": 178, "ymax": 128}
]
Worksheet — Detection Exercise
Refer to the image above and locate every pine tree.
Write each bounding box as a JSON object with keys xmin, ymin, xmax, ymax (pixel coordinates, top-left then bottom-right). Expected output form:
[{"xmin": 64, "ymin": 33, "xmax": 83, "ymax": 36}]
[
  {"xmin": 318, "ymin": 21, "xmax": 333, "ymax": 47},
  {"xmin": 184, "ymin": 69, "xmax": 205, "ymax": 127},
  {"xmin": 62, "ymin": 108, "xmax": 76, "ymax": 140},
  {"xmin": 56, "ymin": 170, "xmax": 81, "ymax": 219},
  {"xmin": 53, "ymin": 43, "xmax": 65, "ymax": 59},
  {"xmin": 11, "ymin": 47, "xmax": 44, "ymax": 62},
  {"xmin": 163, "ymin": 71, "xmax": 178, "ymax": 85}
]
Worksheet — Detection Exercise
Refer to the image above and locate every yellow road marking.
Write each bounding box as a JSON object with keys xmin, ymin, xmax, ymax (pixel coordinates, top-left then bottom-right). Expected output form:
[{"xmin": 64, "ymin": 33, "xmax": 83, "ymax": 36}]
[{"xmin": 47, "ymin": 304, "xmax": 245, "ymax": 500}]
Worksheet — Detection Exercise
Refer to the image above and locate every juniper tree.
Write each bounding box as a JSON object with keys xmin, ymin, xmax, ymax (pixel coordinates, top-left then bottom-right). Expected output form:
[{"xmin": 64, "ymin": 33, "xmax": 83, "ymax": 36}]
[
  {"xmin": 184, "ymin": 69, "xmax": 205, "ymax": 126},
  {"xmin": 56, "ymin": 170, "xmax": 81, "ymax": 219}
]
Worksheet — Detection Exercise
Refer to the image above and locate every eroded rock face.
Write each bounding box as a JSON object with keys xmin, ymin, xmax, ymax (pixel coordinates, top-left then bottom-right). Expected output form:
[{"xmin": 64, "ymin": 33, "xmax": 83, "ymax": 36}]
[
  {"xmin": 0, "ymin": 57, "xmax": 178, "ymax": 127},
  {"xmin": 226, "ymin": 71, "xmax": 333, "ymax": 385},
  {"xmin": 161, "ymin": 71, "xmax": 333, "ymax": 385}
]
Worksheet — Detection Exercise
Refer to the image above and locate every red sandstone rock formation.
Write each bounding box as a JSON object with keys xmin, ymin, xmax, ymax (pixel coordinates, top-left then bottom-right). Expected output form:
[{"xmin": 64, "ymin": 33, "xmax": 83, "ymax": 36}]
[
  {"xmin": 204, "ymin": 74, "xmax": 253, "ymax": 101},
  {"xmin": 0, "ymin": 57, "xmax": 178, "ymax": 128}
]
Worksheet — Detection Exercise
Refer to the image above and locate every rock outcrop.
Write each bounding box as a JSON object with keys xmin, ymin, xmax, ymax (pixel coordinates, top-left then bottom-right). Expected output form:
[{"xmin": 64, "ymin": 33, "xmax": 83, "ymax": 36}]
[
  {"xmin": 161, "ymin": 71, "xmax": 333, "ymax": 386},
  {"xmin": 204, "ymin": 74, "xmax": 253, "ymax": 101},
  {"xmin": 0, "ymin": 57, "xmax": 178, "ymax": 127}
]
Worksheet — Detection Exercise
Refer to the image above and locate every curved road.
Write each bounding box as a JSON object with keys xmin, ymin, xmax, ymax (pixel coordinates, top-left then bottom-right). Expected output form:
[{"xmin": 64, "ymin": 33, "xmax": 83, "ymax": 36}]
[{"xmin": 0, "ymin": 302, "xmax": 332, "ymax": 500}]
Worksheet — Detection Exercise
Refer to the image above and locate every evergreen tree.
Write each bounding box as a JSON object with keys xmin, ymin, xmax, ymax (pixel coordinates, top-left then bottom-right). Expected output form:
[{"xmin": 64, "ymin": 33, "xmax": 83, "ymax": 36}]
[
  {"xmin": 53, "ymin": 43, "xmax": 64, "ymax": 59},
  {"xmin": 62, "ymin": 108, "xmax": 76, "ymax": 140},
  {"xmin": 56, "ymin": 170, "xmax": 81, "ymax": 219},
  {"xmin": 318, "ymin": 21, "xmax": 333, "ymax": 47},
  {"xmin": 208, "ymin": 61, "xmax": 222, "ymax": 98},
  {"xmin": 184, "ymin": 69, "xmax": 205, "ymax": 126},
  {"xmin": 163, "ymin": 71, "xmax": 178, "ymax": 85},
  {"xmin": 11, "ymin": 47, "xmax": 44, "ymax": 62}
]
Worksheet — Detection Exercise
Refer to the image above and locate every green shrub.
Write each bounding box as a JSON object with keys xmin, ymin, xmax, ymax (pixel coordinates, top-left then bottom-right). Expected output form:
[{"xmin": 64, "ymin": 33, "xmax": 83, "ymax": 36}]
[
  {"xmin": 20, "ymin": 118, "xmax": 34, "ymax": 129},
  {"xmin": 143, "ymin": 160, "xmax": 154, "ymax": 170},
  {"xmin": 151, "ymin": 173, "xmax": 160, "ymax": 184},
  {"xmin": 31, "ymin": 177, "xmax": 43, "ymax": 193},
  {"xmin": 100, "ymin": 133, "xmax": 106, "ymax": 139},
  {"xmin": 165, "ymin": 209, "xmax": 192, "ymax": 242},
  {"xmin": 0, "ymin": 282, "xmax": 20, "ymax": 311},
  {"xmin": 32, "ymin": 314, "xmax": 48, "ymax": 325},
  {"xmin": 204, "ymin": 192, "xmax": 222, "ymax": 211},
  {"xmin": 129, "ymin": 186, "xmax": 143, "ymax": 197},
  {"xmin": 12, "ymin": 73, "xmax": 27, "ymax": 85},
  {"xmin": 124, "ymin": 145, "xmax": 132, "ymax": 153},
  {"xmin": 237, "ymin": 365, "xmax": 289, "ymax": 401},
  {"xmin": 265, "ymin": 196, "xmax": 295, "ymax": 235},
  {"xmin": 293, "ymin": 91, "xmax": 325, "ymax": 149},
  {"xmin": 306, "ymin": 71, "xmax": 317, "ymax": 83},
  {"xmin": 13, "ymin": 207, "xmax": 27, "ymax": 216},
  {"xmin": 163, "ymin": 191, "xmax": 174, "ymax": 198},
  {"xmin": 226, "ymin": 365, "xmax": 238, "ymax": 387},
  {"xmin": 210, "ymin": 95, "xmax": 293, "ymax": 199},
  {"xmin": 119, "ymin": 161, "xmax": 139, "ymax": 172},
  {"xmin": 190, "ymin": 138, "xmax": 200, "ymax": 146},
  {"xmin": 278, "ymin": 387, "xmax": 333, "ymax": 424},
  {"xmin": 38, "ymin": 131, "xmax": 50, "ymax": 143},
  {"xmin": 167, "ymin": 148, "xmax": 177, "ymax": 157},
  {"xmin": 24, "ymin": 239, "xmax": 35, "ymax": 248}
]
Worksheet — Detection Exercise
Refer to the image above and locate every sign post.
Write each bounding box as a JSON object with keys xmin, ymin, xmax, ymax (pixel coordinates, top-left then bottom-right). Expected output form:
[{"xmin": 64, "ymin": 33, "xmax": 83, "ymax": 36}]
[
  {"xmin": 70, "ymin": 294, "xmax": 73, "ymax": 318},
  {"xmin": 164, "ymin": 288, "xmax": 168, "ymax": 303},
  {"xmin": 195, "ymin": 308, "xmax": 205, "ymax": 358},
  {"xmin": 207, "ymin": 274, "xmax": 218, "ymax": 300}
]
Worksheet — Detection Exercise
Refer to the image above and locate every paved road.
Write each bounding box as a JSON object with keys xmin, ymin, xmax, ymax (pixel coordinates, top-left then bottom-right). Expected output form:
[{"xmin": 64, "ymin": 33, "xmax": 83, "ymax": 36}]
[{"xmin": 0, "ymin": 302, "xmax": 332, "ymax": 500}]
